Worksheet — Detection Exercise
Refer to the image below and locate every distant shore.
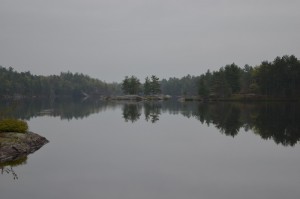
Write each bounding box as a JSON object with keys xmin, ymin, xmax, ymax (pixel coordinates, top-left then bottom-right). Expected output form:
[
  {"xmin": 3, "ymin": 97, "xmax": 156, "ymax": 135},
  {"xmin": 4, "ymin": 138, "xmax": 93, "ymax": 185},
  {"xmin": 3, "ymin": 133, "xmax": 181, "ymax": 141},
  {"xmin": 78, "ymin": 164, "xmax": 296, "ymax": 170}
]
[
  {"xmin": 178, "ymin": 94, "xmax": 300, "ymax": 102},
  {"xmin": 100, "ymin": 94, "xmax": 300, "ymax": 102},
  {"xmin": 1, "ymin": 93, "xmax": 300, "ymax": 102},
  {"xmin": 101, "ymin": 94, "xmax": 172, "ymax": 101}
]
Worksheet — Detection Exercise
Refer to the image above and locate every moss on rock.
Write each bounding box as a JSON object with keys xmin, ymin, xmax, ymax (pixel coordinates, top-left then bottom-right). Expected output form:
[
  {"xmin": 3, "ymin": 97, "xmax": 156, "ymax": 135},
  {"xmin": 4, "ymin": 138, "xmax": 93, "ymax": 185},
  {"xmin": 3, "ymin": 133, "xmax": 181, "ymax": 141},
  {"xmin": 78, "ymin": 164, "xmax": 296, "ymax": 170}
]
[{"xmin": 0, "ymin": 119, "xmax": 28, "ymax": 133}]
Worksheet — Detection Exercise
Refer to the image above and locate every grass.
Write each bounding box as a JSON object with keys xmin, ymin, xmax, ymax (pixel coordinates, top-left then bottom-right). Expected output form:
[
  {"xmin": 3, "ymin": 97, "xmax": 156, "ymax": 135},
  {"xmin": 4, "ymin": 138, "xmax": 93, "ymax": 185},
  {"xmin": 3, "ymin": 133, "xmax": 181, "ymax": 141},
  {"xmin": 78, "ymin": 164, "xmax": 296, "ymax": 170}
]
[{"xmin": 0, "ymin": 119, "xmax": 28, "ymax": 133}]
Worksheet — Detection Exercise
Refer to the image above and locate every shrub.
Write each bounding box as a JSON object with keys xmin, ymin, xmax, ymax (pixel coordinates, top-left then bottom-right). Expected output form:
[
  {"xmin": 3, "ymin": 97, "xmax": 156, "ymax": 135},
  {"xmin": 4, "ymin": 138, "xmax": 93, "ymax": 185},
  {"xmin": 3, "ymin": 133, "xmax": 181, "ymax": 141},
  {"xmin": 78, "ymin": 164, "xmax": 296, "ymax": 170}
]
[{"xmin": 0, "ymin": 119, "xmax": 28, "ymax": 133}]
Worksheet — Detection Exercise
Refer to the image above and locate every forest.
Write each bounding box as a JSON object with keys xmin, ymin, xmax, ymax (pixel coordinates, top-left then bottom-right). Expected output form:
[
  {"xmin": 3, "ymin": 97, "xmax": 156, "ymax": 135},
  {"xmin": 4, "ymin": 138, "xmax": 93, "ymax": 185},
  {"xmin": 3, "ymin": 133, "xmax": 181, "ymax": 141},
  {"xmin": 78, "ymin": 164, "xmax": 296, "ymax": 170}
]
[
  {"xmin": 161, "ymin": 55, "xmax": 300, "ymax": 98},
  {"xmin": 0, "ymin": 67, "xmax": 121, "ymax": 98},
  {"xmin": 1, "ymin": 55, "xmax": 300, "ymax": 99}
]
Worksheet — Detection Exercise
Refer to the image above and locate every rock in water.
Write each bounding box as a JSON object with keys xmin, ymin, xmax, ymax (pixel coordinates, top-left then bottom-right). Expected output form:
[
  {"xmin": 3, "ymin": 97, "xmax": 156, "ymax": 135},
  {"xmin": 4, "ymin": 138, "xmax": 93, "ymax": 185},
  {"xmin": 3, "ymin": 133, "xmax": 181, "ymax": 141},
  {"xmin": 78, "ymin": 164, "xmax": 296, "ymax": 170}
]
[{"xmin": 0, "ymin": 132, "xmax": 49, "ymax": 163}]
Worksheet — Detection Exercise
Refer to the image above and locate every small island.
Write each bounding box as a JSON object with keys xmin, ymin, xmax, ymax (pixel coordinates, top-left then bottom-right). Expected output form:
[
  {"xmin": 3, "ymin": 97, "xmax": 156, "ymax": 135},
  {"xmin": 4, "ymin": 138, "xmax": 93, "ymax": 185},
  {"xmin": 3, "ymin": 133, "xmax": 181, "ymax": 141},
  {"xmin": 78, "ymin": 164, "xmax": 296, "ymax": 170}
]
[{"xmin": 0, "ymin": 119, "xmax": 48, "ymax": 163}]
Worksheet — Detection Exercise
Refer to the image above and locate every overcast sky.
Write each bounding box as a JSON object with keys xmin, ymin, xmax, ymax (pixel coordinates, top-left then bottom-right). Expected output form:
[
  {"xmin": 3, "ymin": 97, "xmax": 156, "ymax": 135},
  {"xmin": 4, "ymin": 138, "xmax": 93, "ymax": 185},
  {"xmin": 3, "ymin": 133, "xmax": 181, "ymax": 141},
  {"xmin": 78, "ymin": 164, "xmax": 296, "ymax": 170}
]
[{"xmin": 1, "ymin": 0, "xmax": 299, "ymax": 82}]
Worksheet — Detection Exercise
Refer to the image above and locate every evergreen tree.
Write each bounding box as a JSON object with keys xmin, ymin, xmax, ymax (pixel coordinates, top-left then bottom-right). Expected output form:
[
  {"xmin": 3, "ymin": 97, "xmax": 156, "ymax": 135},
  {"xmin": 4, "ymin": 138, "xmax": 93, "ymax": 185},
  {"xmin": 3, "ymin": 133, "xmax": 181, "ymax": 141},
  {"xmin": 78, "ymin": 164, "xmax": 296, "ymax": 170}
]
[
  {"xmin": 121, "ymin": 76, "xmax": 130, "ymax": 94},
  {"xmin": 143, "ymin": 77, "xmax": 151, "ymax": 95},
  {"xmin": 224, "ymin": 63, "xmax": 242, "ymax": 93},
  {"xmin": 211, "ymin": 69, "xmax": 231, "ymax": 97},
  {"xmin": 150, "ymin": 75, "xmax": 161, "ymax": 95},
  {"xmin": 198, "ymin": 76, "xmax": 209, "ymax": 97},
  {"xmin": 240, "ymin": 64, "xmax": 254, "ymax": 93},
  {"xmin": 121, "ymin": 76, "xmax": 141, "ymax": 95}
]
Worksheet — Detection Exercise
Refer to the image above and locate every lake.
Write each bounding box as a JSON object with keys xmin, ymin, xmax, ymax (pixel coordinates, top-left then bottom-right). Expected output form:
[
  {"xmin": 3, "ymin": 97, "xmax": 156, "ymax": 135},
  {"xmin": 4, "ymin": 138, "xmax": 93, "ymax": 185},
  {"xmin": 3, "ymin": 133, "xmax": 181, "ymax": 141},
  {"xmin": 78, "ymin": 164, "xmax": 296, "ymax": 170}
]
[{"xmin": 1, "ymin": 98, "xmax": 300, "ymax": 199}]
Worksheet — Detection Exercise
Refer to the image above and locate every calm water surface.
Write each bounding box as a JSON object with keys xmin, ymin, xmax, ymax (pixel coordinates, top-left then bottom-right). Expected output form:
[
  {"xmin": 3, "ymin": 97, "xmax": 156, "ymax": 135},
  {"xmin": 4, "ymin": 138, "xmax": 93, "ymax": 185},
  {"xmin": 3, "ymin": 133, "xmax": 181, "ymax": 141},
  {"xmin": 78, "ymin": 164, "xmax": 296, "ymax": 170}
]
[{"xmin": 0, "ymin": 99, "xmax": 300, "ymax": 199}]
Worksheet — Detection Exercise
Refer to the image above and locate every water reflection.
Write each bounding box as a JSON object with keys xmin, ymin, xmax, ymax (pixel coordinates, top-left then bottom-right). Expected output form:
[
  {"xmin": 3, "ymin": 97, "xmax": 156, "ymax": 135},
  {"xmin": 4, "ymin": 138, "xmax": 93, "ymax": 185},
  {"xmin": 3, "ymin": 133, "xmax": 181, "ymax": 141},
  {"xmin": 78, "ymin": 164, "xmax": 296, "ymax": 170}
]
[
  {"xmin": 1, "ymin": 98, "xmax": 300, "ymax": 146},
  {"xmin": 122, "ymin": 103, "xmax": 142, "ymax": 123},
  {"xmin": 0, "ymin": 98, "xmax": 121, "ymax": 120},
  {"xmin": 0, "ymin": 156, "xmax": 27, "ymax": 180},
  {"xmin": 193, "ymin": 102, "xmax": 300, "ymax": 146},
  {"xmin": 122, "ymin": 102, "xmax": 161, "ymax": 123},
  {"xmin": 144, "ymin": 102, "xmax": 161, "ymax": 123}
]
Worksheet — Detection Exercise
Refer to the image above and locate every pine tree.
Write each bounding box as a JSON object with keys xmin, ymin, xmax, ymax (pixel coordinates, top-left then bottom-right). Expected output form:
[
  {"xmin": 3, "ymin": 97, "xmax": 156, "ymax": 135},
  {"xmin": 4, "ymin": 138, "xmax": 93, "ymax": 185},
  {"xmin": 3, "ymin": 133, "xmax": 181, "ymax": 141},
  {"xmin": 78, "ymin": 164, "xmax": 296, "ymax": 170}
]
[
  {"xmin": 150, "ymin": 75, "xmax": 161, "ymax": 95},
  {"xmin": 143, "ymin": 77, "xmax": 151, "ymax": 95}
]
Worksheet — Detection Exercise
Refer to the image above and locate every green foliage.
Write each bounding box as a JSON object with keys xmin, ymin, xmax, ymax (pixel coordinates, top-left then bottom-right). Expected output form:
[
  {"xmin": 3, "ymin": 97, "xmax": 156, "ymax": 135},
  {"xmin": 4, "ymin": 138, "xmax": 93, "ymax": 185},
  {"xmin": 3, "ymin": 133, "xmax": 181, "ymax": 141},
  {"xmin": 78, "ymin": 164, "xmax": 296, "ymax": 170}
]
[
  {"xmin": 121, "ymin": 76, "xmax": 141, "ymax": 95},
  {"xmin": 162, "ymin": 55, "xmax": 300, "ymax": 99},
  {"xmin": 1, "ymin": 55, "xmax": 299, "ymax": 99},
  {"xmin": 150, "ymin": 75, "xmax": 161, "ymax": 95},
  {"xmin": 121, "ymin": 75, "xmax": 161, "ymax": 96},
  {"xmin": 143, "ymin": 75, "xmax": 161, "ymax": 95},
  {"xmin": 249, "ymin": 83, "xmax": 259, "ymax": 94},
  {"xmin": 240, "ymin": 64, "xmax": 254, "ymax": 93},
  {"xmin": 0, "ymin": 67, "xmax": 120, "ymax": 98},
  {"xmin": 211, "ymin": 69, "xmax": 232, "ymax": 97},
  {"xmin": 161, "ymin": 74, "xmax": 200, "ymax": 96},
  {"xmin": 198, "ymin": 76, "xmax": 209, "ymax": 97},
  {"xmin": 143, "ymin": 77, "xmax": 151, "ymax": 95},
  {"xmin": 0, "ymin": 119, "xmax": 28, "ymax": 133},
  {"xmin": 253, "ymin": 55, "xmax": 300, "ymax": 97},
  {"xmin": 224, "ymin": 63, "xmax": 242, "ymax": 93}
]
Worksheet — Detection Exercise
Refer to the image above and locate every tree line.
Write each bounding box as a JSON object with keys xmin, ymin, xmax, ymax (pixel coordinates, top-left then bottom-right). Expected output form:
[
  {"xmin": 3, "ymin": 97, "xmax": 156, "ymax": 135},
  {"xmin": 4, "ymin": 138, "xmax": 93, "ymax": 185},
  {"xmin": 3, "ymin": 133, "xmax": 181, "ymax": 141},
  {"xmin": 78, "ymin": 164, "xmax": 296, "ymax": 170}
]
[
  {"xmin": 0, "ymin": 67, "xmax": 121, "ymax": 98},
  {"xmin": 161, "ymin": 55, "xmax": 300, "ymax": 98},
  {"xmin": 121, "ymin": 75, "xmax": 161, "ymax": 95},
  {"xmin": 160, "ymin": 75, "xmax": 200, "ymax": 96},
  {"xmin": 1, "ymin": 55, "xmax": 300, "ymax": 99}
]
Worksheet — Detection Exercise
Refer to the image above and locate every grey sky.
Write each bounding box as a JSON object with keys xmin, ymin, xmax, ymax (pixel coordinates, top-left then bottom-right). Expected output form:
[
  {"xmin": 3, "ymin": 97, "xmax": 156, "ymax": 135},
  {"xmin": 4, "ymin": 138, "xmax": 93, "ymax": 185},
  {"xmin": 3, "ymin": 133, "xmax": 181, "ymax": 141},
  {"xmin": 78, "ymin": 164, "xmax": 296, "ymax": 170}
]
[{"xmin": 1, "ymin": 0, "xmax": 299, "ymax": 82}]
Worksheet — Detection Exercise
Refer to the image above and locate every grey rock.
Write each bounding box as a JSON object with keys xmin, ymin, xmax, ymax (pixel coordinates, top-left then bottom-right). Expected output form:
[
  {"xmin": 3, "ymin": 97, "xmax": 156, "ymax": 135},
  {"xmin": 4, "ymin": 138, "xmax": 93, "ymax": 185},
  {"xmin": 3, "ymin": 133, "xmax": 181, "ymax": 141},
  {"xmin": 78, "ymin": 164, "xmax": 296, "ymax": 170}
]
[{"xmin": 0, "ymin": 132, "xmax": 49, "ymax": 163}]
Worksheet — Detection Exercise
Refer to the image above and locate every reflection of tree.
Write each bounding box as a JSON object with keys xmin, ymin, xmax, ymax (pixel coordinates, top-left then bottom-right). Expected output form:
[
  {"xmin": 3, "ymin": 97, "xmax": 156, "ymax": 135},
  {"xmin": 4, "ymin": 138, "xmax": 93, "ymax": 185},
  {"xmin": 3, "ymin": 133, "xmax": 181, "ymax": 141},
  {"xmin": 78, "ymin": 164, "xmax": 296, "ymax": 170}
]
[
  {"xmin": 0, "ymin": 156, "xmax": 27, "ymax": 180},
  {"xmin": 122, "ymin": 104, "xmax": 142, "ymax": 123},
  {"xmin": 1, "ymin": 98, "xmax": 300, "ymax": 146},
  {"xmin": 144, "ymin": 102, "xmax": 161, "ymax": 123},
  {"xmin": 214, "ymin": 105, "xmax": 242, "ymax": 137},
  {"xmin": 195, "ymin": 103, "xmax": 242, "ymax": 137},
  {"xmin": 252, "ymin": 103, "xmax": 300, "ymax": 146},
  {"xmin": 0, "ymin": 98, "xmax": 120, "ymax": 120},
  {"xmin": 190, "ymin": 102, "xmax": 300, "ymax": 146}
]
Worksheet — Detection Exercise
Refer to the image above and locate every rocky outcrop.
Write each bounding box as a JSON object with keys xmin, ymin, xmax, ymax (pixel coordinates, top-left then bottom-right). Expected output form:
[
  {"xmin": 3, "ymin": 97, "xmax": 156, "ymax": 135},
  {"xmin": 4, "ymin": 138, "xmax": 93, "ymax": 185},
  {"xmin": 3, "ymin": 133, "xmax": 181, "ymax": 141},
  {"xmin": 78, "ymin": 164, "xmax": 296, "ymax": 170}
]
[{"xmin": 0, "ymin": 132, "xmax": 48, "ymax": 163}]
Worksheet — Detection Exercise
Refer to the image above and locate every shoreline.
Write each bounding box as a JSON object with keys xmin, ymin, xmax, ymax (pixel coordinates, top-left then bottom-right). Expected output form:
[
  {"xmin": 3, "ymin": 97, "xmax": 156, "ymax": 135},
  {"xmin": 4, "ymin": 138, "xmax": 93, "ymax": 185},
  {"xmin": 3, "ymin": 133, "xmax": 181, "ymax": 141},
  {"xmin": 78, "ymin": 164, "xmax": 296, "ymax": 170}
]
[
  {"xmin": 1, "ymin": 94, "xmax": 300, "ymax": 102},
  {"xmin": 178, "ymin": 94, "xmax": 300, "ymax": 102}
]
